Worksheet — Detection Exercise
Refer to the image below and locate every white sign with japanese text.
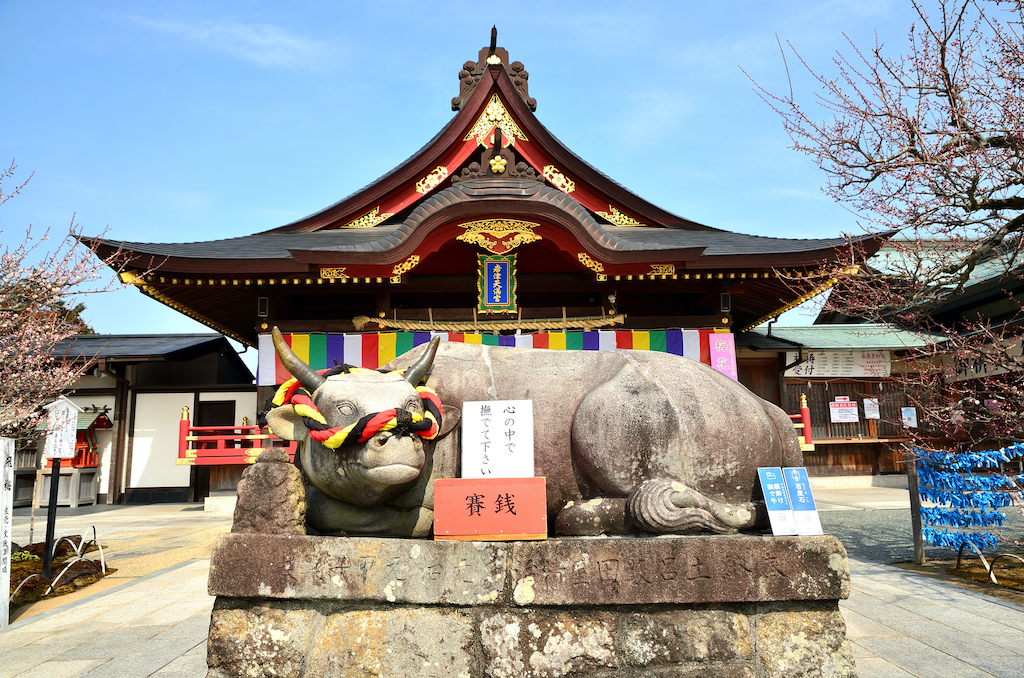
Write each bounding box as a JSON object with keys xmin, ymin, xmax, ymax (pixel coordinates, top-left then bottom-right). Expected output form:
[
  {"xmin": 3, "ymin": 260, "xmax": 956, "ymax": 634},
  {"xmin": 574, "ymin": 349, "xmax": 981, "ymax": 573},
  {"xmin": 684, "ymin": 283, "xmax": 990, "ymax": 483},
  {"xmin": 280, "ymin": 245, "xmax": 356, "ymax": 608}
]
[
  {"xmin": 863, "ymin": 397, "xmax": 880, "ymax": 420},
  {"xmin": 757, "ymin": 467, "xmax": 797, "ymax": 535},
  {"xmin": 1, "ymin": 437, "xmax": 13, "ymax": 628},
  {"xmin": 461, "ymin": 400, "xmax": 534, "ymax": 479},
  {"xmin": 43, "ymin": 396, "xmax": 83, "ymax": 459},
  {"xmin": 828, "ymin": 396, "xmax": 860, "ymax": 424},
  {"xmin": 944, "ymin": 338, "xmax": 1024, "ymax": 383},
  {"xmin": 784, "ymin": 467, "xmax": 823, "ymax": 536},
  {"xmin": 785, "ymin": 351, "xmax": 891, "ymax": 378}
]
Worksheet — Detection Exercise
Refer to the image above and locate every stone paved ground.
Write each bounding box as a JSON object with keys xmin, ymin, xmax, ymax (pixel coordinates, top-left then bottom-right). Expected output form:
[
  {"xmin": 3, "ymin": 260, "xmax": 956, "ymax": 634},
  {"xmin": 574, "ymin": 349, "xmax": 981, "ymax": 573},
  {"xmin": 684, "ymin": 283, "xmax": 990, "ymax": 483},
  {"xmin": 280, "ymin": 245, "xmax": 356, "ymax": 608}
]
[
  {"xmin": 0, "ymin": 560, "xmax": 211, "ymax": 678},
  {"xmin": 4, "ymin": 488, "xmax": 1024, "ymax": 676},
  {"xmin": 846, "ymin": 558, "xmax": 1024, "ymax": 678}
]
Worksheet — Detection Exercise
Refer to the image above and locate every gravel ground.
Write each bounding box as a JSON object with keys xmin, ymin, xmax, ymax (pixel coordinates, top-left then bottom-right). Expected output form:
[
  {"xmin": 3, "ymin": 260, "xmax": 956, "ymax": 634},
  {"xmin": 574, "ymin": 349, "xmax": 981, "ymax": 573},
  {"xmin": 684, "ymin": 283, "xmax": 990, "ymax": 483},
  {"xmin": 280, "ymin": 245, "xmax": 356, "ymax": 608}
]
[{"xmin": 821, "ymin": 507, "xmax": 1024, "ymax": 564}]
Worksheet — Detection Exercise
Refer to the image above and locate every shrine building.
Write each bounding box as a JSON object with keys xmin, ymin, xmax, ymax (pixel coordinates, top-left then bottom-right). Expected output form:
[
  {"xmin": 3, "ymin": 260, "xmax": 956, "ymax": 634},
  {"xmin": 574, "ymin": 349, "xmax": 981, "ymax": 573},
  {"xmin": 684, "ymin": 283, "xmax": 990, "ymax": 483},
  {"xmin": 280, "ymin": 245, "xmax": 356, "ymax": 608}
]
[{"xmin": 87, "ymin": 32, "xmax": 885, "ymax": 413}]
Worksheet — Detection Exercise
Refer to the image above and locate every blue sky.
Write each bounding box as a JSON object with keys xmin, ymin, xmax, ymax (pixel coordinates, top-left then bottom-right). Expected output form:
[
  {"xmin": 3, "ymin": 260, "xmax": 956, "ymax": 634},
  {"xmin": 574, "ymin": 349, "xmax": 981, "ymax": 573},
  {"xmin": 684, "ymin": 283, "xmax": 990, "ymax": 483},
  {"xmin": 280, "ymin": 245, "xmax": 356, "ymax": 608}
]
[{"xmin": 1, "ymin": 0, "xmax": 919, "ymax": 367}]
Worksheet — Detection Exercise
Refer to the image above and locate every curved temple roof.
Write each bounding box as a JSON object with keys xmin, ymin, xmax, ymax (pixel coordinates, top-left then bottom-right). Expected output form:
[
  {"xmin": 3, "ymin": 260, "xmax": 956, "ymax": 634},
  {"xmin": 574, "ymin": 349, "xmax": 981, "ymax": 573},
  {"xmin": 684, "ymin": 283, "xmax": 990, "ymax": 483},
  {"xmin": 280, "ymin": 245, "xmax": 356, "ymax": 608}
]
[{"xmin": 85, "ymin": 33, "xmax": 888, "ymax": 344}]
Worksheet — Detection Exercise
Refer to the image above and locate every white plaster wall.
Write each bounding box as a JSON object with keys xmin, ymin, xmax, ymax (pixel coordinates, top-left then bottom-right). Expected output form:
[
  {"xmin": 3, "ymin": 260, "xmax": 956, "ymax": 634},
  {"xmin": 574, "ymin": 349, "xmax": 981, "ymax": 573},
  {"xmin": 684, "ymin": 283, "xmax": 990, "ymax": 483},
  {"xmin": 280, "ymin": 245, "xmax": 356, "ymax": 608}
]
[{"xmin": 130, "ymin": 392, "xmax": 193, "ymax": 489}]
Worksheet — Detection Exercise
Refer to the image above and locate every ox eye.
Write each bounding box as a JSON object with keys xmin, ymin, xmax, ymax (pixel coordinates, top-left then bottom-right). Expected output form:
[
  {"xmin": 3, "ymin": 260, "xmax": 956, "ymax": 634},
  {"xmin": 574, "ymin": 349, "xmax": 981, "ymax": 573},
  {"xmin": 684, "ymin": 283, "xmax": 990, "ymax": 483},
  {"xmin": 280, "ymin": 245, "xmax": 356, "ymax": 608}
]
[
  {"xmin": 337, "ymin": 402, "xmax": 356, "ymax": 417},
  {"xmin": 406, "ymin": 398, "xmax": 421, "ymax": 412}
]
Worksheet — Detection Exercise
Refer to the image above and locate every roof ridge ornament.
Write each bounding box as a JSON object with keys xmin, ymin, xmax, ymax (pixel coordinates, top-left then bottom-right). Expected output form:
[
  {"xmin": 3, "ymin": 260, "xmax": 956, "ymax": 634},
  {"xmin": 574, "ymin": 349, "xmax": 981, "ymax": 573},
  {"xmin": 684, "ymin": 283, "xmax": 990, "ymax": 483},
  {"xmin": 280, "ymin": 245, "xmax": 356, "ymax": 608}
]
[
  {"xmin": 486, "ymin": 26, "xmax": 501, "ymax": 65},
  {"xmin": 452, "ymin": 27, "xmax": 537, "ymax": 112}
]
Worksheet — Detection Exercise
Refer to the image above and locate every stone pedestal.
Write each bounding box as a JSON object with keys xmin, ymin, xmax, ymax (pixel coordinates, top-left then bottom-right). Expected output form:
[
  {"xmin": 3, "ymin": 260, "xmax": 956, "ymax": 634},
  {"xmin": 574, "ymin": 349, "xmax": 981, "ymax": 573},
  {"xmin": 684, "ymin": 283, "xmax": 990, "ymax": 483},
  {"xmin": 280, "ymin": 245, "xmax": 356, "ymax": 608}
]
[{"xmin": 206, "ymin": 533, "xmax": 856, "ymax": 677}]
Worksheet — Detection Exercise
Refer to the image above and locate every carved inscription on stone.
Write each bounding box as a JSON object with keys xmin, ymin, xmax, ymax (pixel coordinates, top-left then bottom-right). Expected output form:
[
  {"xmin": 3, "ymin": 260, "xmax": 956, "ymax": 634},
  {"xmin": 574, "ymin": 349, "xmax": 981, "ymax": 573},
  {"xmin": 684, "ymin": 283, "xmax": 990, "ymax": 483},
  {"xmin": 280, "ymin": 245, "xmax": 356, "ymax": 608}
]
[
  {"xmin": 209, "ymin": 534, "xmax": 509, "ymax": 606},
  {"xmin": 508, "ymin": 536, "xmax": 849, "ymax": 605}
]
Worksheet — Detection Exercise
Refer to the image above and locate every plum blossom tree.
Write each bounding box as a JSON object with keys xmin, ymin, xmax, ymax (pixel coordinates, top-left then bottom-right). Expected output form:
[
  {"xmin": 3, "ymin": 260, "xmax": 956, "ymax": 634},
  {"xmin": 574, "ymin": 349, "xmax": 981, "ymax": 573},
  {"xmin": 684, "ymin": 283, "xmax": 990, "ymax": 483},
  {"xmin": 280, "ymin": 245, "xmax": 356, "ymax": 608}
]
[
  {"xmin": 752, "ymin": 0, "xmax": 1024, "ymax": 449},
  {"xmin": 0, "ymin": 160, "xmax": 115, "ymax": 436}
]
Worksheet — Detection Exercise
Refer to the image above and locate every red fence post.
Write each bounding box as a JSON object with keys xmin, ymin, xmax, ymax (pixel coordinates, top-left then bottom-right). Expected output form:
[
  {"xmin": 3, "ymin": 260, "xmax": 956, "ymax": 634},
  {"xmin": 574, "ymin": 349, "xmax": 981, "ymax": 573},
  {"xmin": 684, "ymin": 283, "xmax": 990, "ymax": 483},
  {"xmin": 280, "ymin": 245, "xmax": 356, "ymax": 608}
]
[
  {"xmin": 178, "ymin": 406, "xmax": 190, "ymax": 459},
  {"xmin": 799, "ymin": 393, "xmax": 813, "ymax": 447}
]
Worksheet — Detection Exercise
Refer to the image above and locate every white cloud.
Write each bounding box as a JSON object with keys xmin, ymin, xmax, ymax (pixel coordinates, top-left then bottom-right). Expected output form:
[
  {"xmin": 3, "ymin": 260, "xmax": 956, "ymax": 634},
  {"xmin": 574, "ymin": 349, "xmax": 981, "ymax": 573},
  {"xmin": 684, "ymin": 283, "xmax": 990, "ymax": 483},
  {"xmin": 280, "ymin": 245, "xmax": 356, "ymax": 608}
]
[{"xmin": 130, "ymin": 17, "xmax": 330, "ymax": 70}]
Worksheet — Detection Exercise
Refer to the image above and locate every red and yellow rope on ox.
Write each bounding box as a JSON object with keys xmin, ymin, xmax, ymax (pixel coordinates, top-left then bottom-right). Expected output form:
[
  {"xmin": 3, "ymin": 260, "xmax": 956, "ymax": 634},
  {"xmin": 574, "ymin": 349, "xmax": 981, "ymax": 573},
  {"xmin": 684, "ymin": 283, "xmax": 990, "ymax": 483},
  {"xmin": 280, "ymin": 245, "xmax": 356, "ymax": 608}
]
[{"xmin": 271, "ymin": 365, "xmax": 442, "ymax": 449}]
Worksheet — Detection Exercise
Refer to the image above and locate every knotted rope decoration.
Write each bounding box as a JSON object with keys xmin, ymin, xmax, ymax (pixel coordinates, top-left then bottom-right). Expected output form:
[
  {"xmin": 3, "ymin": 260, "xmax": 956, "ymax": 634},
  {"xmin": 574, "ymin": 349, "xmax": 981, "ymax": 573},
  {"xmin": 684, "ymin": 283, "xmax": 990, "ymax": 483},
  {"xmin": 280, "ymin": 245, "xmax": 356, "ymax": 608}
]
[{"xmin": 271, "ymin": 364, "xmax": 443, "ymax": 449}]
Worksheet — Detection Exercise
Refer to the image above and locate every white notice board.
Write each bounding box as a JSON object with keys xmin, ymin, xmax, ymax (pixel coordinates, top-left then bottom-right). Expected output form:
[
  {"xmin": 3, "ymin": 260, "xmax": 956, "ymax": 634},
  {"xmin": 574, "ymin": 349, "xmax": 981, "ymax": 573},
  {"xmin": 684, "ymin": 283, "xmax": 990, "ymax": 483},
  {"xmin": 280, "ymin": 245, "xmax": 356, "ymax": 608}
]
[
  {"xmin": 43, "ymin": 396, "xmax": 83, "ymax": 459},
  {"xmin": 461, "ymin": 400, "xmax": 534, "ymax": 478},
  {"xmin": 785, "ymin": 351, "xmax": 891, "ymax": 378},
  {"xmin": 828, "ymin": 397, "xmax": 860, "ymax": 424}
]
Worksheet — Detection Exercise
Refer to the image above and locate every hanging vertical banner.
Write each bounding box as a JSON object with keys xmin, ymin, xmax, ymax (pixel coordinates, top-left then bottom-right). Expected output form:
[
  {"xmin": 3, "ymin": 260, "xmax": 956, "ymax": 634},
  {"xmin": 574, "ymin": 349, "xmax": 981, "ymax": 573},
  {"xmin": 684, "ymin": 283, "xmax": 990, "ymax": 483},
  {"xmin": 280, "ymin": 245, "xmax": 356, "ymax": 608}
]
[
  {"xmin": 784, "ymin": 467, "xmax": 823, "ymax": 535},
  {"xmin": 708, "ymin": 332, "xmax": 738, "ymax": 381},
  {"xmin": 758, "ymin": 467, "xmax": 797, "ymax": 535},
  {"xmin": 478, "ymin": 254, "xmax": 517, "ymax": 313}
]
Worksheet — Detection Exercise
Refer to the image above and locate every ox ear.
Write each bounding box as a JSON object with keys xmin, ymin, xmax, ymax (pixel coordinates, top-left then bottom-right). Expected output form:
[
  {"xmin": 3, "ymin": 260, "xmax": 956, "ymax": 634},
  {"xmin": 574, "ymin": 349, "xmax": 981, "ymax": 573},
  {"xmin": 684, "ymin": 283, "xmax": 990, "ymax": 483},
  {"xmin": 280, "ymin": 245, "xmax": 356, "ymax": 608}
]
[
  {"xmin": 437, "ymin": 405, "xmax": 461, "ymax": 440},
  {"xmin": 266, "ymin": 406, "xmax": 304, "ymax": 442}
]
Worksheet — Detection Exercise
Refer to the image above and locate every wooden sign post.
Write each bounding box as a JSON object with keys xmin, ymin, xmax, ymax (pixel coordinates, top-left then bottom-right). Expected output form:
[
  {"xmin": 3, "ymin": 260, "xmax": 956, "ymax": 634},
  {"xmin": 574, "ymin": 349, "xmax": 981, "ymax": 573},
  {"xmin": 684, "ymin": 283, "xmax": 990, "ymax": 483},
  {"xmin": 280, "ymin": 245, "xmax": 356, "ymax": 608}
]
[
  {"xmin": 1, "ymin": 437, "xmax": 14, "ymax": 629},
  {"xmin": 42, "ymin": 397, "xmax": 82, "ymax": 579}
]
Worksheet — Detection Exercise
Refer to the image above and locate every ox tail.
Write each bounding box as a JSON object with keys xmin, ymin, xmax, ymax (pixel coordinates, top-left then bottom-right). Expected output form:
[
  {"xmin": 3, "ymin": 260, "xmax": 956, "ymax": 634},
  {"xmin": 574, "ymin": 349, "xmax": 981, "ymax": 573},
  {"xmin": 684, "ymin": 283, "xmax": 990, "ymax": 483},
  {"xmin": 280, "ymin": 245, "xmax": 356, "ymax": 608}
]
[{"xmin": 627, "ymin": 478, "xmax": 758, "ymax": 534}]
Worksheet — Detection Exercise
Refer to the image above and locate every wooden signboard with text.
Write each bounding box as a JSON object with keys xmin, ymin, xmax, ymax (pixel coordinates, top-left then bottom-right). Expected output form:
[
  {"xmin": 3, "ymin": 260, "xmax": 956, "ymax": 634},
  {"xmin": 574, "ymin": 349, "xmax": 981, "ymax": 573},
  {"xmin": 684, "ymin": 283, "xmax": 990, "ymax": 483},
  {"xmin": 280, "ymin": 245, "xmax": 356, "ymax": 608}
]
[{"xmin": 434, "ymin": 477, "xmax": 547, "ymax": 541}]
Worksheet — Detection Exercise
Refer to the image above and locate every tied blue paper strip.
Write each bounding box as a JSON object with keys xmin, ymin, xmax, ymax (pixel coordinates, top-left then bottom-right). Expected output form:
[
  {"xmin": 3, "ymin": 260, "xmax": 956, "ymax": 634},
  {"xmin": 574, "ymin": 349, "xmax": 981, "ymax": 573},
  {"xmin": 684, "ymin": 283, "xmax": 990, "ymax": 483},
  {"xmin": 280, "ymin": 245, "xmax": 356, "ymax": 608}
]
[{"xmin": 915, "ymin": 444, "xmax": 1024, "ymax": 551}]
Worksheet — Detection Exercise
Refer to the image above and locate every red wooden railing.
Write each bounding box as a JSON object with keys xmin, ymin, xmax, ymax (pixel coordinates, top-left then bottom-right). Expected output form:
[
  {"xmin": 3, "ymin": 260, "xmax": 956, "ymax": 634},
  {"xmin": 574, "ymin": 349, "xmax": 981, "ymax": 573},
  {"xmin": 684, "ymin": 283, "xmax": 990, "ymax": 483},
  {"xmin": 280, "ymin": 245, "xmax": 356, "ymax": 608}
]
[
  {"xmin": 788, "ymin": 393, "xmax": 814, "ymax": 451},
  {"xmin": 177, "ymin": 407, "xmax": 297, "ymax": 466}
]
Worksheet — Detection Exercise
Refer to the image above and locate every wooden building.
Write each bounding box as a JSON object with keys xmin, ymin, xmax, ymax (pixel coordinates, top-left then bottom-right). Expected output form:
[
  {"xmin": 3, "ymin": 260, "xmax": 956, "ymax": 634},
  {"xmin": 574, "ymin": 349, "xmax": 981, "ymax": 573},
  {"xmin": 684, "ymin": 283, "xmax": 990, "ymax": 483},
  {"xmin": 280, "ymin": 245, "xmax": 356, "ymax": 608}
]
[
  {"xmin": 35, "ymin": 334, "xmax": 256, "ymax": 504},
  {"xmin": 86, "ymin": 34, "xmax": 885, "ymax": 409}
]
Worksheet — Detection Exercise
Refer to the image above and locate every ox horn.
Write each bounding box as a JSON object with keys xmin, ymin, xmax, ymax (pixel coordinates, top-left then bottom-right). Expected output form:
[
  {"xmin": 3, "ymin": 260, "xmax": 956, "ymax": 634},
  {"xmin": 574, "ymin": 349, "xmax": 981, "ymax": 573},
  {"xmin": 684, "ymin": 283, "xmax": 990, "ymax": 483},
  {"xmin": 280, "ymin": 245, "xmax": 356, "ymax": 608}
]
[
  {"xmin": 404, "ymin": 337, "xmax": 440, "ymax": 385},
  {"xmin": 272, "ymin": 327, "xmax": 326, "ymax": 392}
]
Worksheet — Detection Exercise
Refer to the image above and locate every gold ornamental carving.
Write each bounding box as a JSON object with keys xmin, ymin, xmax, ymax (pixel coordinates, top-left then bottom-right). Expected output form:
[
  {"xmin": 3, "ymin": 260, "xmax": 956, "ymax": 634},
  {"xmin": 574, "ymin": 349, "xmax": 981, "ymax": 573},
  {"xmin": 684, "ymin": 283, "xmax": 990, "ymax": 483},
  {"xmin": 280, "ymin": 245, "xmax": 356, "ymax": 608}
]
[
  {"xmin": 464, "ymin": 94, "xmax": 528, "ymax": 147},
  {"xmin": 456, "ymin": 219, "xmax": 541, "ymax": 255},
  {"xmin": 649, "ymin": 264, "xmax": 675, "ymax": 276},
  {"xmin": 392, "ymin": 255, "xmax": 421, "ymax": 276},
  {"xmin": 415, "ymin": 166, "xmax": 449, "ymax": 194},
  {"xmin": 577, "ymin": 252, "xmax": 605, "ymax": 273},
  {"xmin": 343, "ymin": 207, "xmax": 394, "ymax": 229},
  {"xmin": 541, "ymin": 165, "xmax": 575, "ymax": 194},
  {"xmin": 319, "ymin": 267, "xmax": 350, "ymax": 280},
  {"xmin": 596, "ymin": 206, "xmax": 646, "ymax": 228}
]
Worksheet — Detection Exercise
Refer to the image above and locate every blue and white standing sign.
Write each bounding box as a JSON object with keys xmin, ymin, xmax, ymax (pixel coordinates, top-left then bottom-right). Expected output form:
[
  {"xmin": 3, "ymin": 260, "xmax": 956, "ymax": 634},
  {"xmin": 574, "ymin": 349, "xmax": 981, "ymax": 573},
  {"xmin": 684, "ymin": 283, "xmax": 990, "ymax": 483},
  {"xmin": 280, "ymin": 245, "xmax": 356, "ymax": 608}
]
[
  {"xmin": 784, "ymin": 467, "xmax": 823, "ymax": 535},
  {"xmin": 758, "ymin": 467, "xmax": 797, "ymax": 535}
]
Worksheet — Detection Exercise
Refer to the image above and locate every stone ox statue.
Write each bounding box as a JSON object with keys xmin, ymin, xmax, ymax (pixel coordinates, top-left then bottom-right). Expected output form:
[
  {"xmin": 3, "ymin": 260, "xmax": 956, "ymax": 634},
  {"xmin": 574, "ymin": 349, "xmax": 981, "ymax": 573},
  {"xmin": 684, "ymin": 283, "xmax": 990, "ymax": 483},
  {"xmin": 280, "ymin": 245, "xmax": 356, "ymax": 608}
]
[{"xmin": 266, "ymin": 328, "xmax": 801, "ymax": 537}]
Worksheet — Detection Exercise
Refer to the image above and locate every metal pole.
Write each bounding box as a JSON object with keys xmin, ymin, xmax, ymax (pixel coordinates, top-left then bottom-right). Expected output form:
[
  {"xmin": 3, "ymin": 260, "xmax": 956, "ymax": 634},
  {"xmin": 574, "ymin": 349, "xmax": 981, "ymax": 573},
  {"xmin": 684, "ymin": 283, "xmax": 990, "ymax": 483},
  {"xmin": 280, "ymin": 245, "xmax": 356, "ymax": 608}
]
[
  {"xmin": 906, "ymin": 448, "xmax": 926, "ymax": 566},
  {"xmin": 42, "ymin": 461, "xmax": 61, "ymax": 579}
]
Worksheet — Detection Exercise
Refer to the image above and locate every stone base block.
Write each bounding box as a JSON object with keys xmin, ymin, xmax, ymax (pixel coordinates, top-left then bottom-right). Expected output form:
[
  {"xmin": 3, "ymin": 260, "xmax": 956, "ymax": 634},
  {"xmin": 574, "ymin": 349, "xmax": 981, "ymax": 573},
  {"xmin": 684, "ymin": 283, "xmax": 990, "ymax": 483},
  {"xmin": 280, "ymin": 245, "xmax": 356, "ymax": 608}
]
[{"xmin": 207, "ymin": 535, "xmax": 856, "ymax": 677}]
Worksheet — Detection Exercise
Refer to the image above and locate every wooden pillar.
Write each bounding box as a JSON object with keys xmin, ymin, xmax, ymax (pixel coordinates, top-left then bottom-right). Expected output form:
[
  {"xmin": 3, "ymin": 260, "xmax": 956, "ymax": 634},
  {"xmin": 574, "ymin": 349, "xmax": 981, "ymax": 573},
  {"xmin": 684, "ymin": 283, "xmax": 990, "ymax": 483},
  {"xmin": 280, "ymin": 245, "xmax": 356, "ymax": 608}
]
[{"xmin": 107, "ymin": 369, "xmax": 130, "ymax": 504}]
